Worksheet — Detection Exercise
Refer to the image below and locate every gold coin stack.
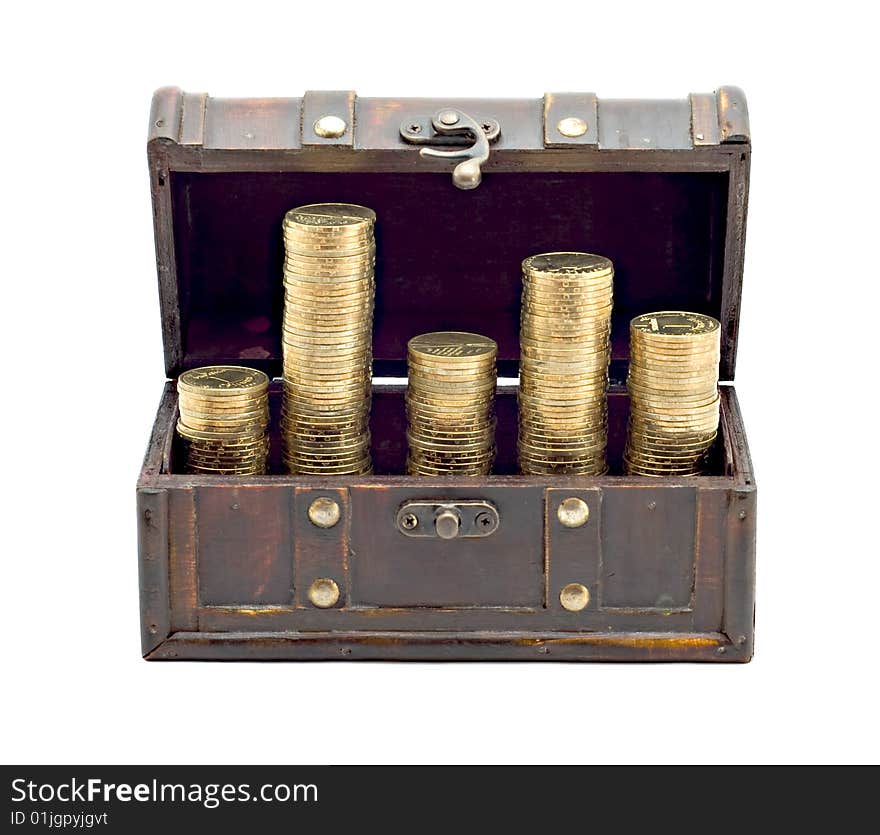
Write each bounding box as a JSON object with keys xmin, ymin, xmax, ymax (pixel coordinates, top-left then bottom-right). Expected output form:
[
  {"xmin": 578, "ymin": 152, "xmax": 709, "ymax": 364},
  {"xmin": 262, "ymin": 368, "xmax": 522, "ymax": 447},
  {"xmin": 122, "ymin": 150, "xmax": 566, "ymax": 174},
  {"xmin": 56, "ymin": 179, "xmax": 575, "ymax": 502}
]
[
  {"xmin": 281, "ymin": 203, "xmax": 376, "ymax": 475},
  {"xmin": 176, "ymin": 366, "xmax": 269, "ymax": 475},
  {"xmin": 518, "ymin": 252, "xmax": 614, "ymax": 475},
  {"xmin": 625, "ymin": 311, "xmax": 721, "ymax": 476},
  {"xmin": 406, "ymin": 332, "xmax": 498, "ymax": 476}
]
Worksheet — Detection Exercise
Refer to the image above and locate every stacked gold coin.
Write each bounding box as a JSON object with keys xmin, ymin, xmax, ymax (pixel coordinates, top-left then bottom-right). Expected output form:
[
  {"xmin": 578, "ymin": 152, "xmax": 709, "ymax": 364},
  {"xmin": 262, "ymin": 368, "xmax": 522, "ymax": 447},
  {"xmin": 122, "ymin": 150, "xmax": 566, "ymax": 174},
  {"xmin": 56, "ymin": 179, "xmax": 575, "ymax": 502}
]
[
  {"xmin": 518, "ymin": 252, "xmax": 613, "ymax": 475},
  {"xmin": 406, "ymin": 332, "xmax": 497, "ymax": 476},
  {"xmin": 281, "ymin": 203, "xmax": 376, "ymax": 475},
  {"xmin": 625, "ymin": 311, "xmax": 721, "ymax": 476},
  {"xmin": 177, "ymin": 366, "xmax": 269, "ymax": 475}
]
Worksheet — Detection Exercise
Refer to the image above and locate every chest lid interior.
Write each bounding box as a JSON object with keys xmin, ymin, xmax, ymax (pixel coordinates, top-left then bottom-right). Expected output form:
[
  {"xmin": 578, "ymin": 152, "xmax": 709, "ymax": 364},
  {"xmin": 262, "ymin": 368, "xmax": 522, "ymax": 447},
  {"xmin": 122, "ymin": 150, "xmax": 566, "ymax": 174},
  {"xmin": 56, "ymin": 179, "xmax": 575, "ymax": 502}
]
[{"xmin": 148, "ymin": 86, "xmax": 750, "ymax": 381}]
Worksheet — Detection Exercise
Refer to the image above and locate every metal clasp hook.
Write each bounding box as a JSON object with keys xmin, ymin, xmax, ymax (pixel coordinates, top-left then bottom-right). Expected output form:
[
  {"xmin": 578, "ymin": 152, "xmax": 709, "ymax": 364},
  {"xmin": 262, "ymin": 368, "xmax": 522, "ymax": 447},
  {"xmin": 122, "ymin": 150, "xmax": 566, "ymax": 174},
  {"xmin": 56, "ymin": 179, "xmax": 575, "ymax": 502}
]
[{"xmin": 400, "ymin": 109, "xmax": 500, "ymax": 190}]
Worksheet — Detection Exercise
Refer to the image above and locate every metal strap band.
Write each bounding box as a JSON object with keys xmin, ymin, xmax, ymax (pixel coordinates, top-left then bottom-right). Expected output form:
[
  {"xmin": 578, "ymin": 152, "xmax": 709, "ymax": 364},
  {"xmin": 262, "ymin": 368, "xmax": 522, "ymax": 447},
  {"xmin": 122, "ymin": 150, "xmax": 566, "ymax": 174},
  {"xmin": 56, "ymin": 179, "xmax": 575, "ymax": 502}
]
[
  {"xmin": 301, "ymin": 90, "xmax": 356, "ymax": 147},
  {"xmin": 543, "ymin": 92, "xmax": 599, "ymax": 147}
]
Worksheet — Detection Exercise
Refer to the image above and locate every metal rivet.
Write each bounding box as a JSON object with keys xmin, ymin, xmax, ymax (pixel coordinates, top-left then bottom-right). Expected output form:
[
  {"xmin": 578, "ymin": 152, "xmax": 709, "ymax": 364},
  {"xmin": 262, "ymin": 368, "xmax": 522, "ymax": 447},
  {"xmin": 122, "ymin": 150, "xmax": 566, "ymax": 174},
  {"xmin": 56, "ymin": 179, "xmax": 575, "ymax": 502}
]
[
  {"xmin": 557, "ymin": 116, "xmax": 588, "ymax": 138},
  {"xmin": 308, "ymin": 497, "xmax": 341, "ymax": 528},
  {"xmin": 308, "ymin": 578, "xmax": 340, "ymax": 609},
  {"xmin": 314, "ymin": 115, "xmax": 347, "ymax": 138},
  {"xmin": 739, "ymin": 510, "xmax": 747, "ymax": 520},
  {"xmin": 557, "ymin": 497, "xmax": 589, "ymax": 528},
  {"xmin": 438, "ymin": 110, "xmax": 460, "ymax": 126},
  {"xmin": 560, "ymin": 583, "xmax": 590, "ymax": 612}
]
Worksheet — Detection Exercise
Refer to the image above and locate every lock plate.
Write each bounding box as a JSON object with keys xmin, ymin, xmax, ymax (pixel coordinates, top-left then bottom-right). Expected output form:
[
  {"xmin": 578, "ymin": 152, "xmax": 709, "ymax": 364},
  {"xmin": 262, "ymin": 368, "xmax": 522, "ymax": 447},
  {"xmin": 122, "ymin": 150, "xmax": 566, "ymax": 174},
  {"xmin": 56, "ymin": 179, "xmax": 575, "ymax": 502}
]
[{"xmin": 396, "ymin": 500, "xmax": 499, "ymax": 539}]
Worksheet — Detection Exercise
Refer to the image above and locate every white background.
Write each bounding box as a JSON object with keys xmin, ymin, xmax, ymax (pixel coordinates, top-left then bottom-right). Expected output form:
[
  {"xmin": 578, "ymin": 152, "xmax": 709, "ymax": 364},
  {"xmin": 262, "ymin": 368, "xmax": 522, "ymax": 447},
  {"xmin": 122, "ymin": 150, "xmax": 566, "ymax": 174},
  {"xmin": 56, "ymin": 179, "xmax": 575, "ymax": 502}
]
[{"xmin": 2, "ymin": 1, "xmax": 877, "ymax": 765}]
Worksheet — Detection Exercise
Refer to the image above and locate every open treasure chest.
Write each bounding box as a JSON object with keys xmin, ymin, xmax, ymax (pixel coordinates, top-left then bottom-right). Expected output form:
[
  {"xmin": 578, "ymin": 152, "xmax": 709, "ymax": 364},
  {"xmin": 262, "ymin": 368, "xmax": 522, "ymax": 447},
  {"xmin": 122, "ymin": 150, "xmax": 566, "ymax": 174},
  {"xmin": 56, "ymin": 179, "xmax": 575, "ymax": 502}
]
[{"xmin": 138, "ymin": 86, "xmax": 755, "ymax": 661}]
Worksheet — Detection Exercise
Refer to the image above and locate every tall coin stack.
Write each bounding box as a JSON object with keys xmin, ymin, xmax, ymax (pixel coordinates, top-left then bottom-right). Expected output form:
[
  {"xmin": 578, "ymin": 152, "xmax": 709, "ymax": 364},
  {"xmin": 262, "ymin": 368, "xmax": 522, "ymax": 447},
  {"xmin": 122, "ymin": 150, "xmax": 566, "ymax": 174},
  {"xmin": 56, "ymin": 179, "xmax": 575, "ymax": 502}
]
[
  {"xmin": 281, "ymin": 203, "xmax": 376, "ymax": 475},
  {"xmin": 625, "ymin": 311, "xmax": 721, "ymax": 476},
  {"xmin": 518, "ymin": 252, "xmax": 614, "ymax": 475},
  {"xmin": 406, "ymin": 332, "xmax": 498, "ymax": 476},
  {"xmin": 177, "ymin": 366, "xmax": 269, "ymax": 475}
]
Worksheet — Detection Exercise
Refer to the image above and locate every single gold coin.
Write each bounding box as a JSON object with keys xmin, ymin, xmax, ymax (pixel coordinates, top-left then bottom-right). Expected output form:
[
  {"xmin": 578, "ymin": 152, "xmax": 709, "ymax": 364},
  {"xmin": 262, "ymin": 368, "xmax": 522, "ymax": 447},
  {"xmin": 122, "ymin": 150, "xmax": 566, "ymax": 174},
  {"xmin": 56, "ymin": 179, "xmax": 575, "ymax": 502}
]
[
  {"xmin": 630, "ymin": 311, "xmax": 720, "ymax": 339},
  {"xmin": 284, "ymin": 203, "xmax": 376, "ymax": 229},
  {"xmin": 408, "ymin": 332, "xmax": 497, "ymax": 363},
  {"xmin": 178, "ymin": 366, "xmax": 269, "ymax": 397},
  {"xmin": 523, "ymin": 252, "xmax": 614, "ymax": 277}
]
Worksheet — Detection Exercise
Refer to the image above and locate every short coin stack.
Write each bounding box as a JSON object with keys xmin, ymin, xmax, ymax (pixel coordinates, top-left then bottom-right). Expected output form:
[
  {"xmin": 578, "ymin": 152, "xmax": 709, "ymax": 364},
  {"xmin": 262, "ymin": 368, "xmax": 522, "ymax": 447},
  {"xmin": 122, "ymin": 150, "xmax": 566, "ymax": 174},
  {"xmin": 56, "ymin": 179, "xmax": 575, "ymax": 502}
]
[
  {"xmin": 177, "ymin": 366, "xmax": 269, "ymax": 475},
  {"xmin": 518, "ymin": 252, "xmax": 614, "ymax": 475},
  {"xmin": 625, "ymin": 311, "xmax": 721, "ymax": 476},
  {"xmin": 281, "ymin": 203, "xmax": 376, "ymax": 475},
  {"xmin": 406, "ymin": 332, "xmax": 497, "ymax": 476}
]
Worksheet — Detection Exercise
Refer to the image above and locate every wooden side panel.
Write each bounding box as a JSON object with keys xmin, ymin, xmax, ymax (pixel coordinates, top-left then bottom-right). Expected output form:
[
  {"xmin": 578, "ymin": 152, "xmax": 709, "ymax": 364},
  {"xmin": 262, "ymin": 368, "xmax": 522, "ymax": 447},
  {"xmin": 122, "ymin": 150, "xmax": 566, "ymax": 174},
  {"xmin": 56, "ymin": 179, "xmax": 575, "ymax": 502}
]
[
  {"xmin": 692, "ymin": 487, "xmax": 727, "ymax": 632},
  {"xmin": 600, "ymin": 485, "xmax": 697, "ymax": 610},
  {"xmin": 720, "ymin": 149, "xmax": 750, "ymax": 380},
  {"xmin": 168, "ymin": 487, "xmax": 198, "ymax": 630},
  {"xmin": 195, "ymin": 486, "xmax": 294, "ymax": 606},
  {"xmin": 137, "ymin": 488, "xmax": 170, "ymax": 655},
  {"xmin": 723, "ymin": 486, "xmax": 757, "ymax": 659}
]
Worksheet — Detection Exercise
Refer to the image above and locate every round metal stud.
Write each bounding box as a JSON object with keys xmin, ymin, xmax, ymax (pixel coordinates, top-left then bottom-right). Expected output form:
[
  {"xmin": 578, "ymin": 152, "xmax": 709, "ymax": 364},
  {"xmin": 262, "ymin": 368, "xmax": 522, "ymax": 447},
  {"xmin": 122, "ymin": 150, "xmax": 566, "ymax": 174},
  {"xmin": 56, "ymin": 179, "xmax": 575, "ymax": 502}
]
[
  {"xmin": 434, "ymin": 508, "xmax": 461, "ymax": 540},
  {"xmin": 308, "ymin": 578, "xmax": 340, "ymax": 609},
  {"xmin": 557, "ymin": 116, "xmax": 588, "ymax": 138},
  {"xmin": 308, "ymin": 497, "xmax": 341, "ymax": 528},
  {"xmin": 557, "ymin": 497, "xmax": 589, "ymax": 528},
  {"xmin": 313, "ymin": 115, "xmax": 347, "ymax": 138},
  {"xmin": 438, "ymin": 110, "xmax": 460, "ymax": 126},
  {"xmin": 560, "ymin": 582, "xmax": 590, "ymax": 612}
]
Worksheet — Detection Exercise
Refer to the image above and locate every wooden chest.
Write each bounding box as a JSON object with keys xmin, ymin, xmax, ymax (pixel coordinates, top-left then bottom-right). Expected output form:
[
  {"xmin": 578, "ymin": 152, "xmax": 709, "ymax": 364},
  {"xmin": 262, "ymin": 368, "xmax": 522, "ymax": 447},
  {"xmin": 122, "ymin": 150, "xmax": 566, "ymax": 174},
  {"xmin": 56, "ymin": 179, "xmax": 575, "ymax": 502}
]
[{"xmin": 138, "ymin": 87, "xmax": 755, "ymax": 661}]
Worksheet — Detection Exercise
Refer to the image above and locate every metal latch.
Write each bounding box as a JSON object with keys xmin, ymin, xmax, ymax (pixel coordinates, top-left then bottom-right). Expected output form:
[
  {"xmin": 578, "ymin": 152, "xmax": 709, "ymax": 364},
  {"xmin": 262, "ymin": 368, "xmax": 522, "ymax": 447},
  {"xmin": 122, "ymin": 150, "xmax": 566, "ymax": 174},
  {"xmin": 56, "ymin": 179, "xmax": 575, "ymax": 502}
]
[
  {"xmin": 400, "ymin": 109, "xmax": 500, "ymax": 190},
  {"xmin": 396, "ymin": 500, "xmax": 500, "ymax": 539}
]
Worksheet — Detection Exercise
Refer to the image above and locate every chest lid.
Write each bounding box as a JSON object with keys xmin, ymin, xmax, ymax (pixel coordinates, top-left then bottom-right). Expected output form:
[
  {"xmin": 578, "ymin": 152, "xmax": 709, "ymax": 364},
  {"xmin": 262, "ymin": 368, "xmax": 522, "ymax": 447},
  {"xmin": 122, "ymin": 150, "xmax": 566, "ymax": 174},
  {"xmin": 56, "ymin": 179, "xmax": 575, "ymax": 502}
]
[{"xmin": 148, "ymin": 86, "xmax": 749, "ymax": 380}]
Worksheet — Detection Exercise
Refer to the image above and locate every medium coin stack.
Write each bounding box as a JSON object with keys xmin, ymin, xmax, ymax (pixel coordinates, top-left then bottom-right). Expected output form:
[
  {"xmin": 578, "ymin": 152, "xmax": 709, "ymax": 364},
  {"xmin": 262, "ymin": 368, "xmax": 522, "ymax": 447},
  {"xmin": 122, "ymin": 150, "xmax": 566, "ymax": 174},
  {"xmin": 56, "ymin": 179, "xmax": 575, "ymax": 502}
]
[
  {"xmin": 281, "ymin": 203, "xmax": 376, "ymax": 475},
  {"xmin": 518, "ymin": 252, "xmax": 614, "ymax": 475},
  {"xmin": 406, "ymin": 332, "xmax": 498, "ymax": 476},
  {"xmin": 177, "ymin": 366, "xmax": 269, "ymax": 475},
  {"xmin": 625, "ymin": 311, "xmax": 721, "ymax": 476}
]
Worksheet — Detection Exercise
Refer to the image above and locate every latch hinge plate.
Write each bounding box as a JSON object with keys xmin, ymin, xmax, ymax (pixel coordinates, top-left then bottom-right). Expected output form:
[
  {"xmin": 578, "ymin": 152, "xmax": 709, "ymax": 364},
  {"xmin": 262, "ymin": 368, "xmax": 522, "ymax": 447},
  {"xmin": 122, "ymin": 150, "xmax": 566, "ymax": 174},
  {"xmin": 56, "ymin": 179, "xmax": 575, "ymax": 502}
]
[{"xmin": 399, "ymin": 109, "xmax": 500, "ymax": 190}]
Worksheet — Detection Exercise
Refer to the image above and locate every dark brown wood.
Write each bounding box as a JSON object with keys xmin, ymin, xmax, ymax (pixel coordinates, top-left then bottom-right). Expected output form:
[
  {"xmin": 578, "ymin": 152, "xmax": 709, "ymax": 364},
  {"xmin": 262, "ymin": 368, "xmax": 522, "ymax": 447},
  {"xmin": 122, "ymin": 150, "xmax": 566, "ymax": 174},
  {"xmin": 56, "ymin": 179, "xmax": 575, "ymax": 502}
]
[
  {"xmin": 138, "ymin": 487, "xmax": 170, "ymax": 656},
  {"xmin": 139, "ymin": 87, "xmax": 756, "ymax": 662},
  {"xmin": 168, "ymin": 488, "xmax": 198, "ymax": 631},
  {"xmin": 720, "ymin": 147, "xmax": 750, "ymax": 380},
  {"xmin": 145, "ymin": 630, "xmax": 731, "ymax": 662}
]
